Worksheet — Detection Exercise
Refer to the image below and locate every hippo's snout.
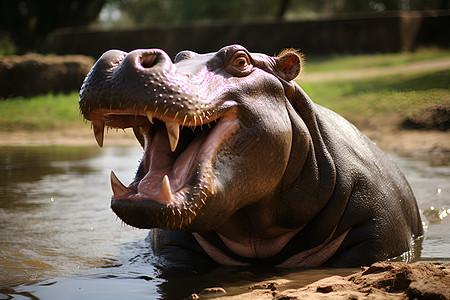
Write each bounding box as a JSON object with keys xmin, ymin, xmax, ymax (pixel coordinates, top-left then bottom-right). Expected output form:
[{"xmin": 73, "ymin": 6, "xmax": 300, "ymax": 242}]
[
  {"xmin": 79, "ymin": 47, "xmax": 222, "ymax": 145},
  {"xmin": 79, "ymin": 48, "xmax": 183, "ymax": 117}
]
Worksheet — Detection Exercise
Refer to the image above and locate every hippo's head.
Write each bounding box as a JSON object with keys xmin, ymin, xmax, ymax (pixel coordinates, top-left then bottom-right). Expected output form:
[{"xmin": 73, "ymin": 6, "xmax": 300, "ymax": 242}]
[{"xmin": 79, "ymin": 45, "xmax": 306, "ymax": 231}]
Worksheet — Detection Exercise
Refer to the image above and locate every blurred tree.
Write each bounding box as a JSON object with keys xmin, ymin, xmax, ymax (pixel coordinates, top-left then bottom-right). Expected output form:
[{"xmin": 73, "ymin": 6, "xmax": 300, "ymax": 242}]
[
  {"xmin": 109, "ymin": 0, "xmax": 281, "ymax": 25},
  {"xmin": 298, "ymin": 0, "xmax": 450, "ymax": 12},
  {"xmin": 0, "ymin": 0, "xmax": 106, "ymax": 53},
  {"xmin": 410, "ymin": 0, "xmax": 449, "ymax": 9},
  {"xmin": 102, "ymin": 0, "xmax": 450, "ymax": 27},
  {"xmin": 2, "ymin": 0, "xmax": 448, "ymax": 53},
  {"xmin": 276, "ymin": 0, "xmax": 291, "ymax": 19}
]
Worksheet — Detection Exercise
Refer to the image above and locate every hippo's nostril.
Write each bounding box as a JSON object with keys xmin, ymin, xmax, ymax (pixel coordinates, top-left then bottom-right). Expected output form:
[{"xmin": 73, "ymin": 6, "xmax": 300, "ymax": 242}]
[{"xmin": 140, "ymin": 53, "xmax": 158, "ymax": 69}]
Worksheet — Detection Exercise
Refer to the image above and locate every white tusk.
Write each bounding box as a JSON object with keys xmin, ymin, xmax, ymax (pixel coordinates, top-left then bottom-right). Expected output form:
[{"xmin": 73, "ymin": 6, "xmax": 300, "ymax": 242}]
[
  {"xmin": 159, "ymin": 175, "xmax": 174, "ymax": 202},
  {"xmin": 165, "ymin": 121, "xmax": 180, "ymax": 152},
  {"xmin": 146, "ymin": 111, "xmax": 154, "ymax": 124},
  {"xmin": 110, "ymin": 170, "xmax": 129, "ymax": 196},
  {"xmin": 92, "ymin": 120, "xmax": 105, "ymax": 148}
]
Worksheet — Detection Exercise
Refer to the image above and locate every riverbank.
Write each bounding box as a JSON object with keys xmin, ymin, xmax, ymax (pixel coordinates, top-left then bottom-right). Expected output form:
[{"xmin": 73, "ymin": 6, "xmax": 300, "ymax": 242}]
[
  {"xmin": 0, "ymin": 127, "xmax": 136, "ymax": 147},
  {"xmin": 192, "ymin": 261, "xmax": 450, "ymax": 299},
  {"xmin": 0, "ymin": 126, "xmax": 448, "ymax": 159},
  {"xmin": 365, "ymin": 128, "xmax": 450, "ymax": 157},
  {"xmin": 1, "ymin": 50, "xmax": 448, "ymax": 156}
]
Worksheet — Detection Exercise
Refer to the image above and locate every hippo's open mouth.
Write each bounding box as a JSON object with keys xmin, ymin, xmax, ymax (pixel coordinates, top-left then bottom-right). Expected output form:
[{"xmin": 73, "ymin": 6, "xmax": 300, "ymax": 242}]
[
  {"xmin": 86, "ymin": 105, "xmax": 238, "ymax": 229},
  {"xmin": 77, "ymin": 48, "xmax": 249, "ymax": 229}
]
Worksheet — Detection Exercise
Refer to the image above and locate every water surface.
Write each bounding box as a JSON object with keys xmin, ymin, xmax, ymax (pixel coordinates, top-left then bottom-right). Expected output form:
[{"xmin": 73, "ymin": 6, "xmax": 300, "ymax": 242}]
[{"xmin": 0, "ymin": 146, "xmax": 448, "ymax": 299}]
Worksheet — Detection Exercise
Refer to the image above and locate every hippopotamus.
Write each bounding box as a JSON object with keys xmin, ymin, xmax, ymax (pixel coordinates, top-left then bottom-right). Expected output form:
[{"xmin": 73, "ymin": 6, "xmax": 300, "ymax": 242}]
[{"xmin": 79, "ymin": 45, "xmax": 423, "ymax": 268}]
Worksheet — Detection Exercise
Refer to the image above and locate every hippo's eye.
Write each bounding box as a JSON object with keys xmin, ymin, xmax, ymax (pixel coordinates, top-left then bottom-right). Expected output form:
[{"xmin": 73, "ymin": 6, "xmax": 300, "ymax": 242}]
[
  {"xmin": 225, "ymin": 51, "xmax": 253, "ymax": 76},
  {"xmin": 233, "ymin": 55, "xmax": 249, "ymax": 68}
]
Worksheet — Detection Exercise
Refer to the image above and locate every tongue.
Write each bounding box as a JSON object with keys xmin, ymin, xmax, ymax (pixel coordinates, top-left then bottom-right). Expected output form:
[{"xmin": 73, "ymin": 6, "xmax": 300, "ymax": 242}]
[{"xmin": 137, "ymin": 126, "xmax": 209, "ymax": 202}]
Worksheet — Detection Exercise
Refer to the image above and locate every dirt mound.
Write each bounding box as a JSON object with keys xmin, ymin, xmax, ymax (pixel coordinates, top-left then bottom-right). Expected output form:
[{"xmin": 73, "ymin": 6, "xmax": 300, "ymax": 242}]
[
  {"xmin": 0, "ymin": 53, "xmax": 94, "ymax": 98},
  {"xmin": 402, "ymin": 104, "xmax": 450, "ymax": 131},
  {"xmin": 278, "ymin": 262, "xmax": 449, "ymax": 299},
  {"xmin": 193, "ymin": 261, "xmax": 450, "ymax": 299}
]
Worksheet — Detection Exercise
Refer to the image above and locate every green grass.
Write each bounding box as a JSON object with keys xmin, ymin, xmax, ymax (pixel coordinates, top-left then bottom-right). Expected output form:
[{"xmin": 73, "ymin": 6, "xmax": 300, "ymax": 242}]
[
  {"xmin": 300, "ymin": 69, "xmax": 450, "ymax": 127},
  {"xmin": 298, "ymin": 49, "xmax": 450, "ymax": 128},
  {"xmin": 303, "ymin": 48, "xmax": 450, "ymax": 73},
  {"xmin": 0, "ymin": 49, "xmax": 448, "ymax": 132},
  {"xmin": 0, "ymin": 92, "xmax": 85, "ymax": 131}
]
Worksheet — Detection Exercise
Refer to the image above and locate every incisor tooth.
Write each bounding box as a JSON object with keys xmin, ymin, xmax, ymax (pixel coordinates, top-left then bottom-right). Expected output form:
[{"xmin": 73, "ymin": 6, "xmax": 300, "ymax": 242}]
[
  {"xmin": 165, "ymin": 121, "xmax": 180, "ymax": 152},
  {"xmin": 110, "ymin": 170, "xmax": 129, "ymax": 196},
  {"xmin": 92, "ymin": 120, "xmax": 105, "ymax": 148},
  {"xmin": 146, "ymin": 111, "xmax": 154, "ymax": 124},
  {"xmin": 159, "ymin": 175, "xmax": 174, "ymax": 202}
]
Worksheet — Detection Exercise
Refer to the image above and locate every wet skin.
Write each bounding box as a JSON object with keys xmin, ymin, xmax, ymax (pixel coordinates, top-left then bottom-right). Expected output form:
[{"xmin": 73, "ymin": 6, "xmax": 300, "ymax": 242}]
[{"xmin": 79, "ymin": 45, "xmax": 423, "ymax": 267}]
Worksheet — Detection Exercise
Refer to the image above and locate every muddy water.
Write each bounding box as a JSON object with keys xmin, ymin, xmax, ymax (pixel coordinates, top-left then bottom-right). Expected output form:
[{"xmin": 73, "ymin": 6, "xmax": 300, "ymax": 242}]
[{"xmin": 0, "ymin": 146, "xmax": 448, "ymax": 299}]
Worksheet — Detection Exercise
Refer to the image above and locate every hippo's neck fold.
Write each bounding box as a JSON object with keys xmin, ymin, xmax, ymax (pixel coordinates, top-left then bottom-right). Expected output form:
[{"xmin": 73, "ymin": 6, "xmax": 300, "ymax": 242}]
[{"xmin": 278, "ymin": 85, "xmax": 337, "ymax": 229}]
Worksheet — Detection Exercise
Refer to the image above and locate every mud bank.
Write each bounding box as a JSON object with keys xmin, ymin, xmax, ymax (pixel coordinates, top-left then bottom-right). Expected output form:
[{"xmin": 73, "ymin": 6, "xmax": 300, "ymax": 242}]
[
  {"xmin": 0, "ymin": 128, "xmax": 448, "ymax": 159},
  {"xmin": 189, "ymin": 261, "xmax": 450, "ymax": 299}
]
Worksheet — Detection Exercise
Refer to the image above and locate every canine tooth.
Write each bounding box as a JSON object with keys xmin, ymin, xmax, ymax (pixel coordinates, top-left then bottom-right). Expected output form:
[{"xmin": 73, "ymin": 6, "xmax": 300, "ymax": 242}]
[
  {"xmin": 110, "ymin": 170, "xmax": 129, "ymax": 196},
  {"xmin": 146, "ymin": 111, "xmax": 154, "ymax": 124},
  {"xmin": 159, "ymin": 175, "xmax": 174, "ymax": 202},
  {"xmin": 92, "ymin": 120, "xmax": 105, "ymax": 147},
  {"xmin": 165, "ymin": 121, "xmax": 180, "ymax": 152}
]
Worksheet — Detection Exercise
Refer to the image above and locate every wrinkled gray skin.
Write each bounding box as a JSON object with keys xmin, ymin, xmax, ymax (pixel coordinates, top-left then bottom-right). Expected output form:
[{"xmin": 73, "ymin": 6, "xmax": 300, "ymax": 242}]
[{"xmin": 79, "ymin": 45, "xmax": 423, "ymax": 268}]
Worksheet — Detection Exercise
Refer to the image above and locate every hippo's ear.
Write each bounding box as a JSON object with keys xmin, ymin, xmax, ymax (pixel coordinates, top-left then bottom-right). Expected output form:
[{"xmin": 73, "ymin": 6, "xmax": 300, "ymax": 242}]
[{"xmin": 275, "ymin": 50, "xmax": 302, "ymax": 81}]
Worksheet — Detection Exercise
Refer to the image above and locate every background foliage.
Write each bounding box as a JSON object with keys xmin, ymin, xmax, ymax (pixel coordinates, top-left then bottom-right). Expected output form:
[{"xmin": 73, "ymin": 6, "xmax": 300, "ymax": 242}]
[
  {"xmin": 1, "ymin": 0, "xmax": 449, "ymax": 54},
  {"xmin": 105, "ymin": 0, "xmax": 450, "ymax": 25},
  {"xmin": 0, "ymin": 0, "xmax": 106, "ymax": 53}
]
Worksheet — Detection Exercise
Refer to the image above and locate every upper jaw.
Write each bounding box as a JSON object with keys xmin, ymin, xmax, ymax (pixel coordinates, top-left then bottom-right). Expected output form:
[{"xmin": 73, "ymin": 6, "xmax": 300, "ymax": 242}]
[
  {"xmin": 90, "ymin": 110, "xmax": 184, "ymax": 151},
  {"xmin": 82, "ymin": 96, "xmax": 237, "ymax": 146}
]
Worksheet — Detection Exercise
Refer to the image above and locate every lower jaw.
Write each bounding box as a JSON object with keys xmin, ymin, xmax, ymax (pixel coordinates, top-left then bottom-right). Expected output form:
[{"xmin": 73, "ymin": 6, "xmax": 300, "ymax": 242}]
[
  {"xmin": 111, "ymin": 166, "xmax": 214, "ymax": 230},
  {"xmin": 111, "ymin": 197, "xmax": 204, "ymax": 229}
]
